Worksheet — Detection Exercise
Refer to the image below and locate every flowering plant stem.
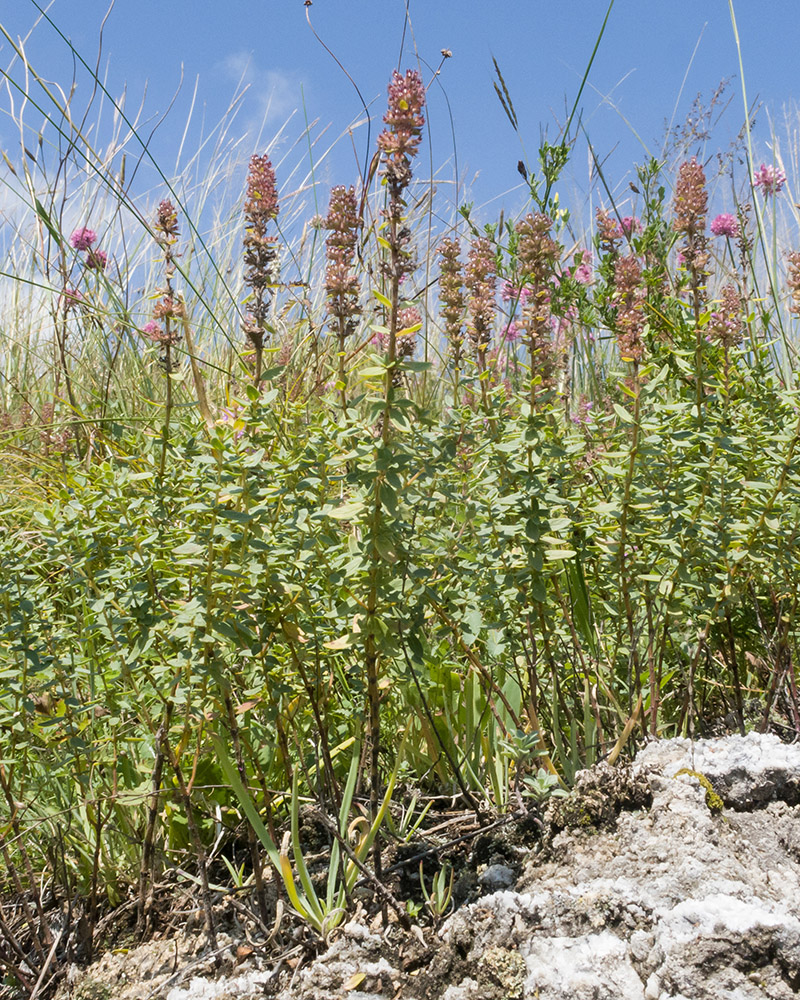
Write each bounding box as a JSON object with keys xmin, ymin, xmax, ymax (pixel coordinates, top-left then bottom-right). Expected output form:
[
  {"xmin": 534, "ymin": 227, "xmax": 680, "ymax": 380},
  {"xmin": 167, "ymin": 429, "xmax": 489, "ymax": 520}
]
[{"xmin": 618, "ymin": 367, "xmax": 643, "ymax": 710}]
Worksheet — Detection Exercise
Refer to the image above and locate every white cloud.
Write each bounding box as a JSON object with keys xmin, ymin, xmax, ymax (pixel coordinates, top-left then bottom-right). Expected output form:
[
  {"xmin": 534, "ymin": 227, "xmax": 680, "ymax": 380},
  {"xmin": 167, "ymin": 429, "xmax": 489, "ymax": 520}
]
[{"xmin": 217, "ymin": 52, "xmax": 304, "ymax": 131}]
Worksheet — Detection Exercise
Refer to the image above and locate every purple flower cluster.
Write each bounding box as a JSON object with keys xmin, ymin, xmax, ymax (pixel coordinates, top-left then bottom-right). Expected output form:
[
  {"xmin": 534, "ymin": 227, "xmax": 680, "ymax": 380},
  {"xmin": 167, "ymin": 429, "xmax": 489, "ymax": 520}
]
[
  {"xmin": 70, "ymin": 226, "xmax": 107, "ymax": 271},
  {"xmin": 143, "ymin": 320, "xmax": 165, "ymax": 342},
  {"xmin": 69, "ymin": 227, "xmax": 97, "ymax": 252},
  {"xmin": 710, "ymin": 213, "xmax": 739, "ymax": 238},
  {"xmin": 501, "ymin": 281, "xmax": 531, "ymax": 304},
  {"xmin": 570, "ymin": 250, "xmax": 593, "ymax": 286},
  {"xmin": 753, "ymin": 163, "xmax": 786, "ymax": 197},
  {"xmin": 86, "ymin": 249, "xmax": 107, "ymax": 270}
]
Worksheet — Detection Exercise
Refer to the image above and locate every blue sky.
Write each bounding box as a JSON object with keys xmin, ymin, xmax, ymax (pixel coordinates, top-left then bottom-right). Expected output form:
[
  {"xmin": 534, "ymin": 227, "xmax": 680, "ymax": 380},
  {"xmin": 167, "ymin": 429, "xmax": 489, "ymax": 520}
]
[{"xmin": 2, "ymin": 0, "xmax": 800, "ymax": 229}]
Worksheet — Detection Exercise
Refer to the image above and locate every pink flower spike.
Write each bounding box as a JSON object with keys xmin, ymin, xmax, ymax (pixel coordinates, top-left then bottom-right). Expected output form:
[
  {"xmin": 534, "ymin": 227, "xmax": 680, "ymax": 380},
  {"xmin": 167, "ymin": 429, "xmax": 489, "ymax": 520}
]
[
  {"xmin": 710, "ymin": 213, "xmax": 739, "ymax": 238},
  {"xmin": 70, "ymin": 227, "xmax": 97, "ymax": 251},
  {"xmin": 753, "ymin": 163, "xmax": 786, "ymax": 197},
  {"xmin": 620, "ymin": 216, "xmax": 639, "ymax": 238}
]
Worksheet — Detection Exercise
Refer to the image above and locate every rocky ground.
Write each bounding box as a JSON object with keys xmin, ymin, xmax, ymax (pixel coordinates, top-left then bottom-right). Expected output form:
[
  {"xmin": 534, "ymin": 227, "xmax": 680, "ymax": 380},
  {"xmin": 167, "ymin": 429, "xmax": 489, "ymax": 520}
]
[{"xmin": 59, "ymin": 732, "xmax": 800, "ymax": 1000}]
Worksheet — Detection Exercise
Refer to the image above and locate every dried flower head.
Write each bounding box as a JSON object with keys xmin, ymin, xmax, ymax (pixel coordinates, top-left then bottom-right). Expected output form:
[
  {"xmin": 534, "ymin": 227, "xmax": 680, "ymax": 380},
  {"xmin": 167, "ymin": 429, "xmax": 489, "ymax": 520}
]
[
  {"xmin": 673, "ymin": 158, "xmax": 707, "ymax": 234},
  {"xmin": 155, "ymin": 199, "xmax": 179, "ymax": 242},
  {"xmin": 377, "ymin": 69, "xmax": 426, "ymax": 186},
  {"xmin": 787, "ymin": 251, "xmax": 800, "ymax": 315},
  {"xmin": 465, "ymin": 237, "xmax": 496, "ymax": 367},
  {"xmin": 398, "ymin": 306, "xmax": 422, "ymax": 334},
  {"xmin": 322, "ymin": 185, "xmax": 361, "ymax": 333},
  {"xmin": 70, "ymin": 227, "xmax": 97, "ymax": 251},
  {"xmin": 245, "ymin": 154, "xmax": 279, "ymax": 225},
  {"xmin": 753, "ymin": 163, "xmax": 786, "ymax": 197},
  {"xmin": 381, "ymin": 306, "xmax": 421, "ymax": 386},
  {"xmin": 437, "ymin": 238, "xmax": 465, "ymax": 362},
  {"xmin": 514, "ymin": 213, "xmax": 561, "ymax": 391},
  {"xmin": 242, "ymin": 154, "xmax": 280, "ymax": 367},
  {"xmin": 673, "ymin": 158, "xmax": 709, "ymax": 289},
  {"xmin": 596, "ymin": 209, "xmax": 622, "ymax": 253},
  {"xmin": 152, "ymin": 295, "xmax": 186, "ymax": 323},
  {"xmin": 516, "ymin": 213, "xmax": 560, "ymax": 282},
  {"xmin": 708, "ymin": 284, "xmax": 742, "ymax": 348},
  {"xmin": 614, "ymin": 254, "xmax": 646, "ymax": 363}
]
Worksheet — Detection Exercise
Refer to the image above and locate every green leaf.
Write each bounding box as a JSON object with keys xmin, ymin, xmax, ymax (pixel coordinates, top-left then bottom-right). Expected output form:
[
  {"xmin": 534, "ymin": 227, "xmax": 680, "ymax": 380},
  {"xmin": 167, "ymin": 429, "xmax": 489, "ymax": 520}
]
[
  {"xmin": 173, "ymin": 541, "xmax": 205, "ymax": 556},
  {"xmin": 326, "ymin": 500, "xmax": 365, "ymax": 521},
  {"xmin": 565, "ymin": 552, "xmax": 597, "ymax": 658},
  {"xmin": 35, "ymin": 198, "xmax": 62, "ymax": 245},
  {"xmin": 613, "ymin": 403, "xmax": 634, "ymax": 424}
]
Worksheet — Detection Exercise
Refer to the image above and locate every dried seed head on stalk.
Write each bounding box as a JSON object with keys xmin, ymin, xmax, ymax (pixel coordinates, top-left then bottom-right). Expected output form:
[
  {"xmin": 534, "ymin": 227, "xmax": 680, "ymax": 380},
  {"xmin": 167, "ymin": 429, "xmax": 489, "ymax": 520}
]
[
  {"xmin": 397, "ymin": 307, "xmax": 420, "ymax": 356},
  {"xmin": 376, "ymin": 69, "xmax": 426, "ymax": 304},
  {"xmin": 515, "ymin": 213, "xmax": 561, "ymax": 389},
  {"xmin": 155, "ymin": 199, "xmax": 179, "ymax": 243},
  {"xmin": 516, "ymin": 213, "xmax": 559, "ymax": 282},
  {"xmin": 614, "ymin": 254, "xmax": 646, "ymax": 363},
  {"xmin": 787, "ymin": 251, "xmax": 800, "ymax": 315},
  {"xmin": 673, "ymin": 157, "xmax": 709, "ymax": 280},
  {"xmin": 708, "ymin": 284, "xmax": 742, "ymax": 348},
  {"xmin": 465, "ymin": 238, "xmax": 496, "ymax": 366},
  {"xmin": 322, "ymin": 185, "xmax": 361, "ymax": 333},
  {"xmin": 242, "ymin": 154, "xmax": 279, "ymax": 357},
  {"xmin": 596, "ymin": 208, "xmax": 622, "ymax": 254},
  {"xmin": 673, "ymin": 158, "xmax": 708, "ymax": 233},
  {"xmin": 378, "ymin": 69, "xmax": 426, "ymax": 190},
  {"xmin": 437, "ymin": 238, "xmax": 465, "ymax": 362},
  {"xmin": 388, "ymin": 307, "xmax": 420, "ymax": 386},
  {"xmin": 145, "ymin": 201, "xmax": 183, "ymax": 352}
]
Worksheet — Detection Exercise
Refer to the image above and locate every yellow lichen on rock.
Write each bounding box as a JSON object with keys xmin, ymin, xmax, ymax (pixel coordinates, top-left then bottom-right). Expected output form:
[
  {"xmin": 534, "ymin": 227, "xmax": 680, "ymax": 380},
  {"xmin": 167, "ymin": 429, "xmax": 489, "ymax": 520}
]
[{"xmin": 673, "ymin": 768, "xmax": 724, "ymax": 813}]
